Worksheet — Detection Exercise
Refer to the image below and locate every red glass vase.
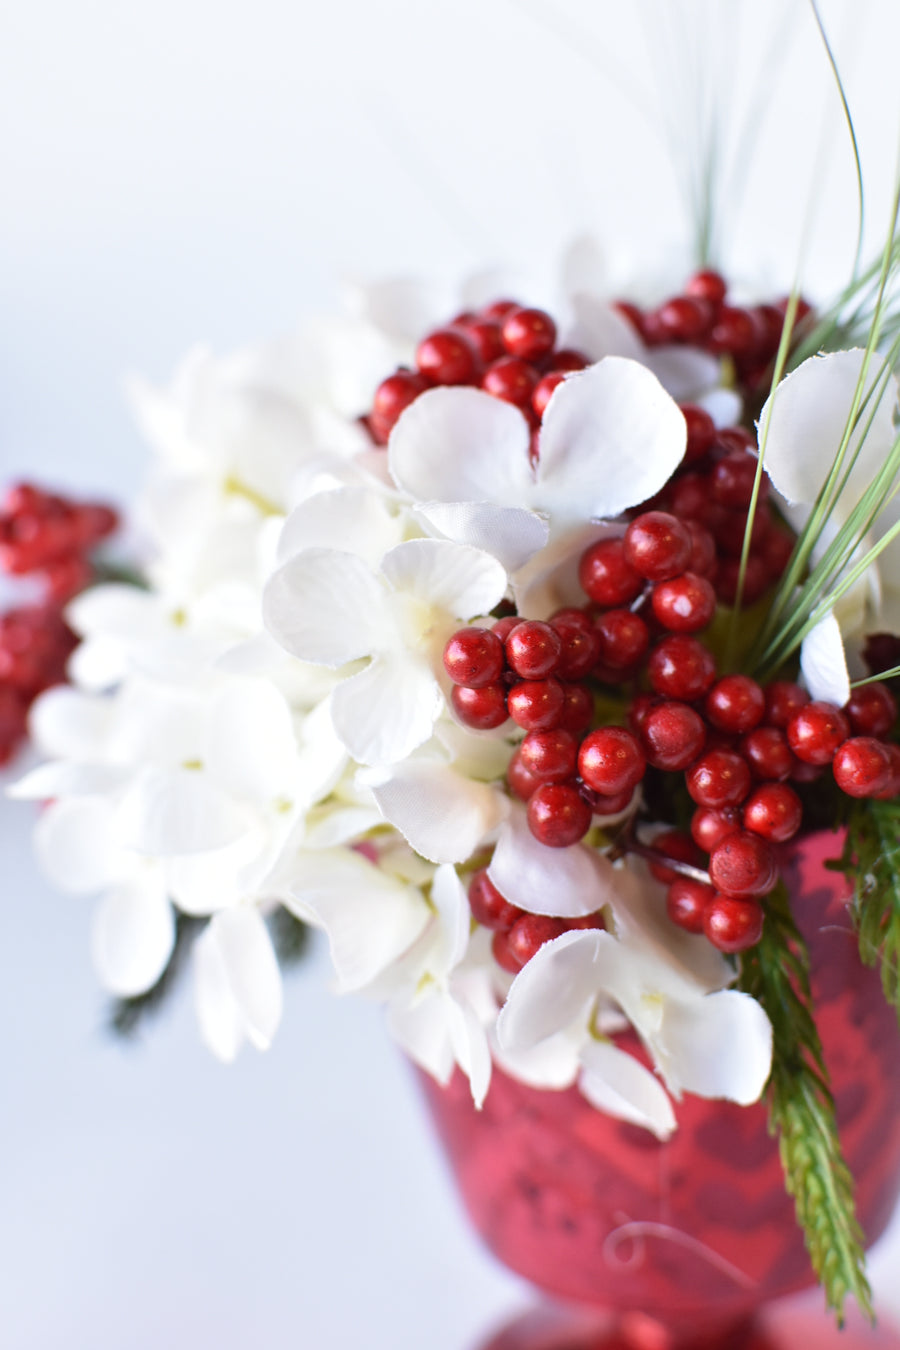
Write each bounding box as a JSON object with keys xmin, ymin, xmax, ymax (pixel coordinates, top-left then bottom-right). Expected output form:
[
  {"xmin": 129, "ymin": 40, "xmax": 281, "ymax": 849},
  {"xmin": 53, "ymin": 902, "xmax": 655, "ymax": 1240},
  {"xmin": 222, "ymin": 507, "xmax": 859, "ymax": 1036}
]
[{"xmin": 419, "ymin": 832, "xmax": 900, "ymax": 1349}]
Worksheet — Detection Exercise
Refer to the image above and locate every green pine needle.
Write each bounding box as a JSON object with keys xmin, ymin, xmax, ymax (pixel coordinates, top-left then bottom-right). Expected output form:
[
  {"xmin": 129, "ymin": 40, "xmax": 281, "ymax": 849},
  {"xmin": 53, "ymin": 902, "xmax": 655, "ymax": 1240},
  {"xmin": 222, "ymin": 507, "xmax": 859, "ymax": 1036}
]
[
  {"xmin": 737, "ymin": 882, "xmax": 873, "ymax": 1325},
  {"xmin": 832, "ymin": 799, "xmax": 900, "ymax": 1024}
]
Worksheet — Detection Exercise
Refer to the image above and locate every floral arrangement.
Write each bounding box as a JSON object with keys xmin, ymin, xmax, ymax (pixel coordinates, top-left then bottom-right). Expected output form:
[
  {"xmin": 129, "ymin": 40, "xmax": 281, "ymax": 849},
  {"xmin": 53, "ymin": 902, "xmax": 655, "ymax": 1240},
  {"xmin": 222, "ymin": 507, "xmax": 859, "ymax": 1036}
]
[{"xmin": 12, "ymin": 110, "xmax": 900, "ymax": 1322}]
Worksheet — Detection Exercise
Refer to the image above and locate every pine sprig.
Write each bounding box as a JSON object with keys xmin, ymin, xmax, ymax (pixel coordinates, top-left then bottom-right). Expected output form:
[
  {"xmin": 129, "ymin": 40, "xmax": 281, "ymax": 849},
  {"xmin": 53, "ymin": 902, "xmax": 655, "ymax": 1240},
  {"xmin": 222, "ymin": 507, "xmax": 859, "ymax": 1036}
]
[
  {"xmin": 832, "ymin": 798, "xmax": 900, "ymax": 1021},
  {"xmin": 737, "ymin": 882, "xmax": 873, "ymax": 1325}
]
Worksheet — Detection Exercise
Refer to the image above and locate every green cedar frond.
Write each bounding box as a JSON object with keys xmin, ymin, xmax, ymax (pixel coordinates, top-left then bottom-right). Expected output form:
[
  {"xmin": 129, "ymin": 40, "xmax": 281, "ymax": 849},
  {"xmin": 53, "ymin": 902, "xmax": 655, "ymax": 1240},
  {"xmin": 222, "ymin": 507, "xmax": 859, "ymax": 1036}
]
[{"xmin": 737, "ymin": 883, "xmax": 873, "ymax": 1324}]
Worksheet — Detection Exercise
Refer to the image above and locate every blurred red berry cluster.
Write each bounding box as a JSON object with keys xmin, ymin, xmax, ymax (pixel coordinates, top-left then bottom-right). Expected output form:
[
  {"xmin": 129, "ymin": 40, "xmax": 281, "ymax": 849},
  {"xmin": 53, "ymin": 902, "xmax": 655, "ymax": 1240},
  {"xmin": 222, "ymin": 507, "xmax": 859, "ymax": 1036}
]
[{"xmin": 0, "ymin": 483, "xmax": 118, "ymax": 766}]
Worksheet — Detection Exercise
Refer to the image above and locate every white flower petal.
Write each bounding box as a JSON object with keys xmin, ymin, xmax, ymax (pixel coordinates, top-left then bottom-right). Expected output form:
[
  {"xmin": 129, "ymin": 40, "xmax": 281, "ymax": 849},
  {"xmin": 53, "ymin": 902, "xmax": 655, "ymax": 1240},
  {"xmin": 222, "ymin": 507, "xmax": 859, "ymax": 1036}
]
[
  {"xmin": 9, "ymin": 760, "xmax": 131, "ymax": 800},
  {"xmin": 276, "ymin": 486, "xmax": 404, "ymax": 567},
  {"xmin": 208, "ymin": 907, "xmax": 283, "ymax": 1051},
  {"xmin": 644, "ymin": 347, "xmax": 721, "ymax": 403},
  {"xmin": 492, "ymin": 1022, "xmax": 584, "ymax": 1089},
  {"xmin": 656, "ymin": 990, "xmax": 773, "ymax": 1105},
  {"xmin": 497, "ymin": 929, "xmax": 602, "ymax": 1050},
  {"xmin": 388, "ymin": 993, "xmax": 455, "ymax": 1085},
  {"xmin": 417, "ymin": 501, "xmax": 549, "ymax": 573},
  {"xmin": 206, "ymin": 680, "xmax": 298, "ymax": 803},
  {"xmin": 697, "ymin": 387, "xmax": 743, "ymax": 428},
  {"xmin": 488, "ymin": 806, "xmax": 617, "ymax": 917},
  {"xmin": 578, "ymin": 1038, "xmax": 677, "ymax": 1140},
  {"xmin": 370, "ymin": 760, "xmax": 508, "ymax": 864},
  {"xmin": 388, "ymin": 386, "xmax": 533, "ymax": 505},
  {"xmin": 116, "ymin": 766, "xmax": 251, "ymax": 855},
  {"xmin": 429, "ymin": 863, "xmax": 471, "ymax": 974},
  {"xmin": 568, "ymin": 294, "xmax": 645, "ymax": 363},
  {"xmin": 193, "ymin": 922, "xmax": 246, "ymax": 1063},
  {"xmin": 331, "ymin": 654, "xmax": 442, "ymax": 766},
  {"xmin": 281, "ymin": 847, "xmax": 430, "ymax": 991},
  {"xmin": 444, "ymin": 991, "xmax": 493, "ymax": 1108},
  {"xmin": 29, "ymin": 686, "xmax": 114, "ymax": 760},
  {"xmin": 760, "ymin": 350, "xmax": 898, "ymax": 506},
  {"xmin": 380, "ymin": 538, "xmax": 508, "ymax": 619},
  {"xmin": 91, "ymin": 872, "xmax": 174, "ymax": 997},
  {"xmin": 538, "ymin": 358, "xmax": 686, "ymax": 521},
  {"xmin": 800, "ymin": 611, "xmax": 851, "ymax": 707},
  {"xmin": 262, "ymin": 548, "xmax": 387, "ymax": 666},
  {"xmin": 34, "ymin": 797, "xmax": 134, "ymax": 894}
]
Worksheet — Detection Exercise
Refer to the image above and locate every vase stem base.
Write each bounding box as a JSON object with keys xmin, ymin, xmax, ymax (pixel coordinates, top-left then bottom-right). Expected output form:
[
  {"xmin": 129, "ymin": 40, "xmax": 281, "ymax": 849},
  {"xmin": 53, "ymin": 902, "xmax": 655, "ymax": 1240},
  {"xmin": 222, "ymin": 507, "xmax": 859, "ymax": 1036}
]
[{"xmin": 478, "ymin": 1298, "xmax": 900, "ymax": 1350}]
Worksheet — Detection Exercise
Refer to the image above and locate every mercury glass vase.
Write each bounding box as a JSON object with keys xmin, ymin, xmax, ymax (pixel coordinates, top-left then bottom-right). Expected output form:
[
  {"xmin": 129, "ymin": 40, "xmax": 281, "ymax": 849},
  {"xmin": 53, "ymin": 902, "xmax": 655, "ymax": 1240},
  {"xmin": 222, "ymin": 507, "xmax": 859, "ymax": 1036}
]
[{"xmin": 419, "ymin": 832, "xmax": 900, "ymax": 1349}]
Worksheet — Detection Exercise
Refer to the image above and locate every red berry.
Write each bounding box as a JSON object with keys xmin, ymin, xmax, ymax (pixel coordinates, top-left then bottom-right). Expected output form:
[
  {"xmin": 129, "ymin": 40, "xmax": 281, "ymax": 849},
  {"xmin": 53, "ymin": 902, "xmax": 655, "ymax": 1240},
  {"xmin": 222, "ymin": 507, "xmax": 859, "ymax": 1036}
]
[
  {"xmin": 584, "ymin": 785, "xmax": 636, "ymax": 816},
  {"xmin": 505, "ymin": 913, "xmax": 567, "ymax": 966},
  {"xmin": 680, "ymin": 404, "xmax": 716, "ymax": 464},
  {"xmin": 743, "ymin": 783, "xmax": 803, "ymax": 841},
  {"xmin": 519, "ymin": 729, "xmax": 579, "ymax": 784},
  {"xmin": 705, "ymin": 675, "xmax": 765, "ymax": 734},
  {"xmin": 649, "ymin": 829, "xmax": 703, "ymax": 884},
  {"xmin": 846, "ymin": 683, "xmax": 897, "ymax": 738},
  {"xmin": 740, "ymin": 726, "xmax": 793, "ymax": 781},
  {"xmin": 455, "ymin": 318, "xmax": 504, "ymax": 365},
  {"xmin": 765, "ymin": 681, "xmax": 809, "ymax": 728},
  {"xmin": 875, "ymin": 743, "xmax": 900, "ymax": 799},
  {"xmin": 685, "ymin": 521, "xmax": 718, "ymax": 577},
  {"xmin": 624, "ymin": 512, "xmax": 692, "ymax": 582},
  {"xmin": 443, "ymin": 627, "xmax": 504, "ymax": 687},
  {"xmin": 506, "ymin": 621, "xmax": 563, "ymax": 679},
  {"xmin": 691, "ymin": 805, "xmax": 742, "ymax": 853},
  {"xmin": 557, "ymin": 682, "xmax": 594, "ymax": 733},
  {"xmin": 762, "ymin": 527, "xmax": 794, "ymax": 580},
  {"xmin": 685, "ymin": 270, "xmax": 727, "ymax": 307},
  {"xmin": 492, "ymin": 929, "xmax": 525, "ymax": 973},
  {"xmin": 578, "ymin": 537, "xmax": 643, "ymax": 607},
  {"xmin": 482, "ymin": 299, "xmax": 519, "ymax": 320},
  {"xmin": 686, "ymin": 749, "xmax": 752, "ymax": 808},
  {"xmin": 45, "ymin": 554, "xmax": 92, "ymax": 602},
  {"xmin": 491, "ymin": 615, "xmax": 520, "ymax": 644},
  {"xmin": 508, "ymin": 677, "xmax": 565, "ymax": 731},
  {"xmin": 527, "ymin": 784, "xmax": 592, "ymax": 847},
  {"xmin": 548, "ymin": 349, "xmax": 589, "ymax": 372},
  {"xmin": 628, "ymin": 693, "xmax": 657, "ymax": 735},
  {"xmin": 578, "ymin": 727, "xmax": 646, "ymax": 796},
  {"xmin": 532, "ymin": 371, "xmax": 567, "ymax": 419},
  {"xmin": 507, "ymin": 748, "xmax": 544, "ymax": 801},
  {"xmin": 594, "ymin": 609, "xmax": 649, "ymax": 671},
  {"xmin": 647, "ymin": 635, "xmax": 716, "ymax": 701},
  {"xmin": 501, "ymin": 307, "xmax": 557, "ymax": 362},
  {"xmin": 481, "ymin": 357, "xmax": 539, "ymax": 410},
  {"xmin": 709, "ymin": 831, "xmax": 777, "ymax": 899},
  {"xmin": 641, "ymin": 701, "xmax": 706, "ymax": 771},
  {"xmin": 370, "ymin": 370, "xmax": 431, "ymax": 443},
  {"xmin": 833, "ymin": 737, "xmax": 894, "ymax": 798},
  {"xmin": 655, "ymin": 296, "xmax": 713, "ymax": 343},
  {"xmin": 565, "ymin": 910, "xmax": 606, "ymax": 930},
  {"xmin": 550, "ymin": 613, "xmax": 601, "ymax": 679},
  {"xmin": 468, "ymin": 870, "xmax": 522, "ymax": 932},
  {"xmin": 703, "ymin": 896, "xmax": 764, "ymax": 952},
  {"xmin": 708, "ymin": 306, "xmax": 757, "ymax": 357},
  {"xmin": 650, "ymin": 573, "xmax": 716, "ymax": 633},
  {"xmin": 416, "ymin": 329, "xmax": 481, "ymax": 385},
  {"xmin": 667, "ymin": 878, "xmax": 716, "ymax": 934},
  {"xmin": 451, "ymin": 682, "xmax": 508, "ymax": 730},
  {"xmin": 786, "ymin": 701, "xmax": 850, "ymax": 765},
  {"xmin": 710, "ymin": 451, "xmax": 764, "ymax": 510}
]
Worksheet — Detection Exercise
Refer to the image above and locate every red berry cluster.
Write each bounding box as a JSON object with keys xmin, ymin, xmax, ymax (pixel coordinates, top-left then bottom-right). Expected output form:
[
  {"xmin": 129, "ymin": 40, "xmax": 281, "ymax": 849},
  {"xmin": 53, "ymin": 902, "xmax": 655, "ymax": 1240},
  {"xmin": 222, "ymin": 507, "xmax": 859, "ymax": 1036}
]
[
  {"xmin": 0, "ymin": 483, "xmax": 118, "ymax": 765},
  {"xmin": 614, "ymin": 269, "xmax": 813, "ymax": 396},
  {"xmin": 467, "ymin": 867, "xmax": 604, "ymax": 976},
  {"xmin": 367, "ymin": 299, "xmax": 588, "ymax": 445},
  {"xmin": 445, "ymin": 503, "xmax": 900, "ymax": 960}
]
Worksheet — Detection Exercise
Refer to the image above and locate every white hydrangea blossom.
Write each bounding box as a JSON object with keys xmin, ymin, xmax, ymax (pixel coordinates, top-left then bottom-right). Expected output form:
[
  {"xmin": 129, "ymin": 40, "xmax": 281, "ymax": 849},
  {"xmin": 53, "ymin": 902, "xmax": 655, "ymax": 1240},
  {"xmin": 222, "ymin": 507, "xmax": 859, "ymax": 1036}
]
[{"xmin": 13, "ymin": 263, "xmax": 779, "ymax": 1124}]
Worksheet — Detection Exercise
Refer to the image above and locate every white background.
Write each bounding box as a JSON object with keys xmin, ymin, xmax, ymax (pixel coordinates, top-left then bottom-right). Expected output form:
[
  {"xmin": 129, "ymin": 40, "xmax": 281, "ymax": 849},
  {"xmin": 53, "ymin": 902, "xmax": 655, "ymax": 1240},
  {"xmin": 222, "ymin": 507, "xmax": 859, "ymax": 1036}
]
[{"xmin": 4, "ymin": 2, "xmax": 900, "ymax": 1346}]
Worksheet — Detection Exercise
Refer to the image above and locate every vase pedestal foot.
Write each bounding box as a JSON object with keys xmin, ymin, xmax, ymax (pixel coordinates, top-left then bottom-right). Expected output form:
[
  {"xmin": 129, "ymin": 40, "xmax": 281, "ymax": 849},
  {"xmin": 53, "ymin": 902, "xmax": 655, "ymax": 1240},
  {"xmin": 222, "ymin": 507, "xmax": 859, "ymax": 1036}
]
[{"xmin": 478, "ymin": 1296, "xmax": 900, "ymax": 1350}]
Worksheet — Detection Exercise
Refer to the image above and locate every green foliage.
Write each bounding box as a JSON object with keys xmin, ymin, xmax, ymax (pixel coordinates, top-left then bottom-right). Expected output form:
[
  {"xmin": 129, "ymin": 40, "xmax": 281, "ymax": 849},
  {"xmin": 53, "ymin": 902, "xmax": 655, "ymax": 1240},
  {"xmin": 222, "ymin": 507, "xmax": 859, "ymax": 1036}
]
[
  {"xmin": 738, "ymin": 882, "xmax": 873, "ymax": 1325},
  {"xmin": 833, "ymin": 798, "xmax": 900, "ymax": 1023}
]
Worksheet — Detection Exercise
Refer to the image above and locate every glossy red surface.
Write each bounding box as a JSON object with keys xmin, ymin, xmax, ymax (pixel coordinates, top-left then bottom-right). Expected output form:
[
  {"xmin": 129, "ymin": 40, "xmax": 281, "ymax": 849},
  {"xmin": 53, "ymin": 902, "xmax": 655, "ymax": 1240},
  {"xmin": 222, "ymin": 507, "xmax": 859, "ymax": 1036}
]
[{"xmin": 420, "ymin": 832, "xmax": 900, "ymax": 1340}]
